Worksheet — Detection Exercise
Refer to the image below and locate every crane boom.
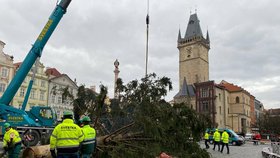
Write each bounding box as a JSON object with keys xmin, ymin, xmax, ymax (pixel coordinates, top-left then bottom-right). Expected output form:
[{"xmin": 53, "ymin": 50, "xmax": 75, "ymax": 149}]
[{"xmin": 0, "ymin": 0, "xmax": 71, "ymax": 105}]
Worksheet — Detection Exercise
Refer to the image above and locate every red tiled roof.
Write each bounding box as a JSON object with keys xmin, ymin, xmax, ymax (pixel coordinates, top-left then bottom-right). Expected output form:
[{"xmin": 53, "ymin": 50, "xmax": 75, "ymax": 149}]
[
  {"xmin": 45, "ymin": 68, "xmax": 61, "ymax": 77},
  {"xmin": 220, "ymin": 82, "xmax": 242, "ymax": 92}
]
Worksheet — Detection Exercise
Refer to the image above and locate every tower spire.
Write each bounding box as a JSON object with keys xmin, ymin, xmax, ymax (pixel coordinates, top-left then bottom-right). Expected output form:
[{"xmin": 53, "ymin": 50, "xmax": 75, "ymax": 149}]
[
  {"xmin": 178, "ymin": 28, "xmax": 182, "ymax": 42},
  {"xmin": 206, "ymin": 29, "xmax": 210, "ymax": 43}
]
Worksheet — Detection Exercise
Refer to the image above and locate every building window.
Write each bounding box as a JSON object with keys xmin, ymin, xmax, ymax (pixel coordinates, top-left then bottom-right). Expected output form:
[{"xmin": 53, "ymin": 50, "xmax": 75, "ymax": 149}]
[
  {"xmin": 30, "ymin": 90, "xmax": 36, "ymax": 99},
  {"xmin": 58, "ymin": 96, "xmax": 62, "ymax": 104},
  {"xmin": 219, "ymin": 106, "xmax": 221, "ymax": 114},
  {"xmin": 51, "ymin": 95, "xmax": 55, "ymax": 103},
  {"xmin": 236, "ymin": 96, "xmax": 240, "ymax": 103},
  {"xmin": 202, "ymin": 88, "xmax": 209, "ymax": 98},
  {"xmin": 41, "ymin": 81, "xmax": 46, "ymax": 87},
  {"xmin": 202, "ymin": 101, "xmax": 209, "ymax": 111},
  {"xmin": 20, "ymin": 88, "xmax": 25, "ymax": 97},
  {"xmin": 0, "ymin": 83, "xmax": 6, "ymax": 92},
  {"xmin": 219, "ymin": 93, "xmax": 221, "ymax": 101},
  {"xmin": 40, "ymin": 91, "xmax": 45, "ymax": 100},
  {"xmin": 228, "ymin": 108, "xmax": 229, "ymax": 114},
  {"xmin": 227, "ymin": 97, "xmax": 229, "ymax": 103},
  {"xmin": 33, "ymin": 79, "xmax": 37, "ymax": 85},
  {"xmin": 1, "ymin": 68, "xmax": 8, "ymax": 78}
]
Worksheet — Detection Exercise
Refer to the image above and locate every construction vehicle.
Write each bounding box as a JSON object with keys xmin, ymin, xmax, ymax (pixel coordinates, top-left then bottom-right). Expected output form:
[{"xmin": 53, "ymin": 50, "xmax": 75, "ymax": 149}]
[{"xmin": 0, "ymin": 0, "xmax": 72, "ymax": 146}]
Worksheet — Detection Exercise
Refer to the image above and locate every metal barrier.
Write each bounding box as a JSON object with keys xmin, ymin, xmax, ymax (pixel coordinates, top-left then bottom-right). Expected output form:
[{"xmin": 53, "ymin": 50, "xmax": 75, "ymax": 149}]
[
  {"xmin": 262, "ymin": 142, "xmax": 280, "ymax": 158},
  {"xmin": 272, "ymin": 142, "xmax": 280, "ymax": 155}
]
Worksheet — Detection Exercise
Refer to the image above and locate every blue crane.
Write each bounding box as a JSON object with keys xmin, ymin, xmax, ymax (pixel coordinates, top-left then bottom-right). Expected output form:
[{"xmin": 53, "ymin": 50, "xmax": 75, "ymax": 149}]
[{"xmin": 0, "ymin": 0, "xmax": 72, "ymax": 146}]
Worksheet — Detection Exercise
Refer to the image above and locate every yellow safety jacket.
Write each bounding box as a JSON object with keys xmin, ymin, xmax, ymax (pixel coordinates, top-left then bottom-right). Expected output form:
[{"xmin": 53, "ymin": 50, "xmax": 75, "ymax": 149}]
[
  {"xmin": 81, "ymin": 125, "xmax": 96, "ymax": 154},
  {"xmin": 221, "ymin": 131, "xmax": 229, "ymax": 143},
  {"xmin": 204, "ymin": 133, "xmax": 209, "ymax": 140},
  {"xmin": 50, "ymin": 119, "xmax": 84, "ymax": 153},
  {"xmin": 213, "ymin": 131, "xmax": 221, "ymax": 142},
  {"xmin": 3, "ymin": 128, "xmax": 22, "ymax": 148}
]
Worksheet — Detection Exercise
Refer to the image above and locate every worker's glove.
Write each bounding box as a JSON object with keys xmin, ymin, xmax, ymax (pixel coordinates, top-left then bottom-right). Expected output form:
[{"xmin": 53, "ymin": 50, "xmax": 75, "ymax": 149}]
[{"xmin": 50, "ymin": 149, "xmax": 57, "ymax": 158}]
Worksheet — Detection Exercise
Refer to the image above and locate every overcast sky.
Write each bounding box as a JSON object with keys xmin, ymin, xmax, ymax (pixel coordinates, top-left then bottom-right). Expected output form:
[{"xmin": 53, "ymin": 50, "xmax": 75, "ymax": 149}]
[{"xmin": 1, "ymin": 0, "xmax": 279, "ymax": 109}]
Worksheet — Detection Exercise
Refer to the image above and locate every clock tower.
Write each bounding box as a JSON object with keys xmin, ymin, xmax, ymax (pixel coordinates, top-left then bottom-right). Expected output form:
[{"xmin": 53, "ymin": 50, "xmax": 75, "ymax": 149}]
[{"xmin": 177, "ymin": 13, "xmax": 210, "ymax": 89}]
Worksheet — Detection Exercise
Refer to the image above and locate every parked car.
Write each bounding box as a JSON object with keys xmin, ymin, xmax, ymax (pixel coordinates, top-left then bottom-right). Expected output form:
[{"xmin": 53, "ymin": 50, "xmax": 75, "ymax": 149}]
[
  {"xmin": 207, "ymin": 128, "xmax": 244, "ymax": 146},
  {"xmin": 245, "ymin": 133, "xmax": 253, "ymax": 141}
]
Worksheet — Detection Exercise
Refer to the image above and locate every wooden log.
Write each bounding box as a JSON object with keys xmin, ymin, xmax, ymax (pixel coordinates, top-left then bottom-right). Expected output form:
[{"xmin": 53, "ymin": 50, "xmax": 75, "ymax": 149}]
[{"xmin": 22, "ymin": 145, "xmax": 51, "ymax": 158}]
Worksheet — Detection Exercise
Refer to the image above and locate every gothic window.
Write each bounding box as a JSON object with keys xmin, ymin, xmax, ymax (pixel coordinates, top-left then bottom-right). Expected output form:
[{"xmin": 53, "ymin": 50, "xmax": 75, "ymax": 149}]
[
  {"xmin": 201, "ymin": 88, "xmax": 208, "ymax": 98},
  {"xmin": 219, "ymin": 93, "xmax": 221, "ymax": 101},
  {"xmin": 202, "ymin": 101, "xmax": 209, "ymax": 111},
  {"xmin": 236, "ymin": 96, "xmax": 240, "ymax": 103}
]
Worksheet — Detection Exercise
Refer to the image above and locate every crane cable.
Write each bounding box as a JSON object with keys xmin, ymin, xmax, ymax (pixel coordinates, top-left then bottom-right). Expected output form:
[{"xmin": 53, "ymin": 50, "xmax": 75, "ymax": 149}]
[{"xmin": 145, "ymin": 0, "xmax": 150, "ymax": 77}]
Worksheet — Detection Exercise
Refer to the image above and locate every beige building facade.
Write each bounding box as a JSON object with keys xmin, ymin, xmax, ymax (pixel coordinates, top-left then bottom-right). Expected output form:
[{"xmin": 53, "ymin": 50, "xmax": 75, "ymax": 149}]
[
  {"xmin": 0, "ymin": 40, "xmax": 14, "ymax": 99},
  {"xmin": 13, "ymin": 61, "xmax": 49, "ymax": 110}
]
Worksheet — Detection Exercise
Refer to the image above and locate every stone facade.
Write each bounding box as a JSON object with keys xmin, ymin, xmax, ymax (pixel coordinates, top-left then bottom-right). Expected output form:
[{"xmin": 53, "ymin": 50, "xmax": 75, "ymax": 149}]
[
  {"xmin": 220, "ymin": 81, "xmax": 252, "ymax": 133},
  {"xmin": 12, "ymin": 61, "xmax": 49, "ymax": 110},
  {"xmin": 46, "ymin": 68, "xmax": 78, "ymax": 120},
  {"xmin": 0, "ymin": 40, "xmax": 14, "ymax": 99},
  {"xmin": 178, "ymin": 41, "xmax": 210, "ymax": 86},
  {"xmin": 177, "ymin": 13, "xmax": 210, "ymax": 87},
  {"xmin": 174, "ymin": 13, "xmax": 262, "ymax": 134}
]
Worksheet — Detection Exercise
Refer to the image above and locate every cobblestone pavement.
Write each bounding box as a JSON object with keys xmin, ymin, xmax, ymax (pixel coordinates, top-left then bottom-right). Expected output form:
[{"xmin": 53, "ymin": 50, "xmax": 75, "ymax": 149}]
[{"xmin": 200, "ymin": 141, "xmax": 270, "ymax": 158}]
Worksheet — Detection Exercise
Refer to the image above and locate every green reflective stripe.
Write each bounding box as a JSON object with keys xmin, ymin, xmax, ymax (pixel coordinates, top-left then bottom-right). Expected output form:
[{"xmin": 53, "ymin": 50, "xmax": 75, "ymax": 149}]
[
  {"xmin": 57, "ymin": 145, "xmax": 80, "ymax": 148},
  {"xmin": 51, "ymin": 134, "xmax": 57, "ymax": 138},
  {"xmin": 57, "ymin": 137, "xmax": 79, "ymax": 141}
]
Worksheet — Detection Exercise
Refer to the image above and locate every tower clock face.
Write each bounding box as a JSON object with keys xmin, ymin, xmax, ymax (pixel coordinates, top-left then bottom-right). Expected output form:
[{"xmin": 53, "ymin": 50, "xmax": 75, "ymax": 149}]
[{"xmin": 186, "ymin": 47, "xmax": 192, "ymax": 54}]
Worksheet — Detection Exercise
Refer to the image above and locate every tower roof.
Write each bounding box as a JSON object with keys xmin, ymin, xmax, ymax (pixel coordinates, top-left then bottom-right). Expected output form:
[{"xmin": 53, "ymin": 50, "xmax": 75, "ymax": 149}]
[
  {"xmin": 178, "ymin": 28, "xmax": 182, "ymax": 41},
  {"xmin": 174, "ymin": 77, "xmax": 195, "ymax": 98},
  {"xmin": 184, "ymin": 13, "xmax": 203, "ymax": 40},
  {"xmin": 206, "ymin": 30, "xmax": 210, "ymax": 43}
]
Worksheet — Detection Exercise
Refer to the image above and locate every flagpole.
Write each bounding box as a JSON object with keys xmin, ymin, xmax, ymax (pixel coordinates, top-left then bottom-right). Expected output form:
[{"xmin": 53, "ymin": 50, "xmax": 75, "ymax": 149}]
[{"xmin": 145, "ymin": 0, "xmax": 149, "ymax": 77}]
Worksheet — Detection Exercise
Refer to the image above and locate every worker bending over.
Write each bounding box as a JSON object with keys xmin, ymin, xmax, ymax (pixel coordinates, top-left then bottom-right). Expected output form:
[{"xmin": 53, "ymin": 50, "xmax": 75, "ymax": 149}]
[{"xmin": 3, "ymin": 123, "xmax": 22, "ymax": 158}]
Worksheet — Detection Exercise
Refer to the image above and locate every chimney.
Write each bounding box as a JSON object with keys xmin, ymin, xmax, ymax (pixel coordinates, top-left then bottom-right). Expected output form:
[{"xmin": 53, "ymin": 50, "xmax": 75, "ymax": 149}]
[{"xmin": 0, "ymin": 40, "xmax": 6, "ymax": 53}]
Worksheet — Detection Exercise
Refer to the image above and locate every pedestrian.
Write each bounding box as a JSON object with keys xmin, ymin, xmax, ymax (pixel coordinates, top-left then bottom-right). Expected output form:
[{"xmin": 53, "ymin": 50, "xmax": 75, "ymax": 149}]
[
  {"xmin": 220, "ymin": 129, "xmax": 229, "ymax": 154},
  {"xmin": 213, "ymin": 129, "xmax": 221, "ymax": 151},
  {"xmin": 204, "ymin": 131, "xmax": 210, "ymax": 149},
  {"xmin": 80, "ymin": 116, "xmax": 96, "ymax": 158},
  {"xmin": 255, "ymin": 133, "xmax": 261, "ymax": 145},
  {"xmin": 2, "ymin": 123, "xmax": 22, "ymax": 158},
  {"xmin": 50, "ymin": 111, "xmax": 84, "ymax": 158}
]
